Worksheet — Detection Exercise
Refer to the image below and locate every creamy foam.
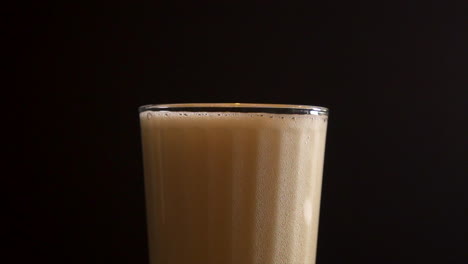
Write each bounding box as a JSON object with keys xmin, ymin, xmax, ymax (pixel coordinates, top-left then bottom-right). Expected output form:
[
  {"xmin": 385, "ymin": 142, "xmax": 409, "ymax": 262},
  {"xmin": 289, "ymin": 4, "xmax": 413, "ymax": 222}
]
[{"xmin": 140, "ymin": 111, "xmax": 328, "ymax": 264}]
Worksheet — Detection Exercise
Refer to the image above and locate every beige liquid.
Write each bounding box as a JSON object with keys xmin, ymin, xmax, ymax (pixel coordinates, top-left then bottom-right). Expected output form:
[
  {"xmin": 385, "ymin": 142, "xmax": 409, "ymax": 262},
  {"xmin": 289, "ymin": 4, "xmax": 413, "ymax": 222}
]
[{"xmin": 140, "ymin": 110, "xmax": 328, "ymax": 264}]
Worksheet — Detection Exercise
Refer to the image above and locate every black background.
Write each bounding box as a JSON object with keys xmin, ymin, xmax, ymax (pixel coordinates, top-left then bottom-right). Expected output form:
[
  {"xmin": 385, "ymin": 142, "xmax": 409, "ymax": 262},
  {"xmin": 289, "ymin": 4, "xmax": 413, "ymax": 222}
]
[{"xmin": 11, "ymin": 1, "xmax": 467, "ymax": 263}]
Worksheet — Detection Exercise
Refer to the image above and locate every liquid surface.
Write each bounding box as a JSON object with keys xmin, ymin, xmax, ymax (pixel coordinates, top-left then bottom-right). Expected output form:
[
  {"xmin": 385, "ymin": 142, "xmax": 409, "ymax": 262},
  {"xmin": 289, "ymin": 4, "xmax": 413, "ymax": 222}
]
[{"xmin": 140, "ymin": 111, "xmax": 328, "ymax": 264}]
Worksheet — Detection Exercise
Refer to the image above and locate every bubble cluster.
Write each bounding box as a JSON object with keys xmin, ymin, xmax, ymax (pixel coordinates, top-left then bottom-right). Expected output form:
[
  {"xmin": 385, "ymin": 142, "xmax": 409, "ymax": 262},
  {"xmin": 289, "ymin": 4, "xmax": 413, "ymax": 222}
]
[{"xmin": 140, "ymin": 111, "xmax": 328, "ymax": 124}]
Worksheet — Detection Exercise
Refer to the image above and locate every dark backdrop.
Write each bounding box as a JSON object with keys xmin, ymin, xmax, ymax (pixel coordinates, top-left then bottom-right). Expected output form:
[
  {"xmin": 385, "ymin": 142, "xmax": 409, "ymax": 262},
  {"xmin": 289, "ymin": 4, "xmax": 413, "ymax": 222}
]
[{"xmin": 11, "ymin": 1, "xmax": 467, "ymax": 263}]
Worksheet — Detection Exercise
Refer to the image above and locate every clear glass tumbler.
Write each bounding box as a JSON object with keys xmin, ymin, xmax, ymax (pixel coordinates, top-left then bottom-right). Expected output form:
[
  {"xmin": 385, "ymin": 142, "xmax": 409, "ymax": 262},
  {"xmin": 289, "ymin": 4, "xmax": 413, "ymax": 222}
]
[{"xmin": 139, "ymin": 103, "xmax": 329, "ymax": 264}]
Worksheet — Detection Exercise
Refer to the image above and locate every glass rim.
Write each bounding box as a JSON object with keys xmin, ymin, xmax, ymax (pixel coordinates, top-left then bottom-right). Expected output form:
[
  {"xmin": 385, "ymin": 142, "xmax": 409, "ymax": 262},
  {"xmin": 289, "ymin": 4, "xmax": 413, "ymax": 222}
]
[{"xmin": 139, "ymin": 103, "xmax": 329, "ymax": 115}]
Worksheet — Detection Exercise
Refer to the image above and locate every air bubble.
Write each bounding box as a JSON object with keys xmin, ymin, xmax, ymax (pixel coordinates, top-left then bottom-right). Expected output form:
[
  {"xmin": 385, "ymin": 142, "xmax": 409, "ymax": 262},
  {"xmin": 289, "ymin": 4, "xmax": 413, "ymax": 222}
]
[{"xmin": 146, "ymin": 112, "xmax": 153, "ymax": 120}]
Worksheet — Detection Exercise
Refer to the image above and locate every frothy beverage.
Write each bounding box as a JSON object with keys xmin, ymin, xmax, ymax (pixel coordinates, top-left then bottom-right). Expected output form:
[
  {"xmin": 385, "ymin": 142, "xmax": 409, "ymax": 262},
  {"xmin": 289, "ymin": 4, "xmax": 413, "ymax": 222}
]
[{"xmin": 140, "ymin": 105, "xmax": 328, "ymax": 264}]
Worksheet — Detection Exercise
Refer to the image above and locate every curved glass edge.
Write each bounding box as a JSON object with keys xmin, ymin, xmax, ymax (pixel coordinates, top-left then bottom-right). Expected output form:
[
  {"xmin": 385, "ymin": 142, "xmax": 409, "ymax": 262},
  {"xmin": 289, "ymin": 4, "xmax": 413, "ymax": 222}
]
[{"xmin": 138, "ymin": 103, "xmax": 329, "ymax": 116}]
